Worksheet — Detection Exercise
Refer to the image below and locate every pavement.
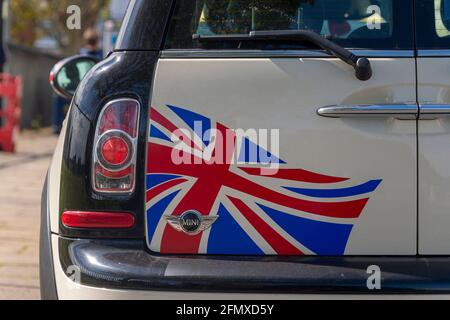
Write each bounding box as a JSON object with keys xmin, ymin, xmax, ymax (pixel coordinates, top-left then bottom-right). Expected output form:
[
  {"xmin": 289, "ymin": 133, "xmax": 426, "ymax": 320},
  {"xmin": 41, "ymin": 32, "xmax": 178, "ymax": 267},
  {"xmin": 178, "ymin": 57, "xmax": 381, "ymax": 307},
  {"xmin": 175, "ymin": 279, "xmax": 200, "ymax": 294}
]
[{"xmin": 0, "ymin": 130, "xmax": 58, "ymax": 300}]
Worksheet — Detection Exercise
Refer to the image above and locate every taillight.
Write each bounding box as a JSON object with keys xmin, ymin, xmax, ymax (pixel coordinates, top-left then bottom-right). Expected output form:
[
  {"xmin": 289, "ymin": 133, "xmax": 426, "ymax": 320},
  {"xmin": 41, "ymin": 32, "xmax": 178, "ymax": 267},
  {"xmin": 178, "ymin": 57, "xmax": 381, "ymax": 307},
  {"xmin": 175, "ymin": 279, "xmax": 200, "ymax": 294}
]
[
  {"xmin": 93, "ymin": 99, "xmax": 140, "ymax": 193},
  {"xmin": 100, "ymin": 136, "xmax": 130, "ymax": 166}
]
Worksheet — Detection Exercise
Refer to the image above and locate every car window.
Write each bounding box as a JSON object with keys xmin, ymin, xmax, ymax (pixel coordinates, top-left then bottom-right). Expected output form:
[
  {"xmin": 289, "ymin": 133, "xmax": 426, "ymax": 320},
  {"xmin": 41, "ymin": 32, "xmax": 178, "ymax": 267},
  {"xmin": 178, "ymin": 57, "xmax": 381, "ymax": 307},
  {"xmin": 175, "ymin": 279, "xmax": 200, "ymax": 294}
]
[
  {"xmin": 165, "ymin": 0, "xmax": 413, "ymax": 50},
  {"xmin": 436, "ymin": 0, "xmax": 450, "ymax": 37},
  {"xmin": 416, "ymin": 0, "xmax": 450, "ymax": 49}
]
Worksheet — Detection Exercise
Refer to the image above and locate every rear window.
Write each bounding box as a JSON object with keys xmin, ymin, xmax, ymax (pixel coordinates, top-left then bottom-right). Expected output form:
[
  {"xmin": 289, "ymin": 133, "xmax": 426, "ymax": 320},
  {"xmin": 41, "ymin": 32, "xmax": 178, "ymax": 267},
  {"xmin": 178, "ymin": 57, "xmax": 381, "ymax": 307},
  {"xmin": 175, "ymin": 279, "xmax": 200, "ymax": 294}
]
[
  {"xmin": 165, "ymin": 0, "xmax": 413, "ymax": 50},
  {"xmin": 416, "ymin": 0, "xmax": 450, "ymax": 49}
]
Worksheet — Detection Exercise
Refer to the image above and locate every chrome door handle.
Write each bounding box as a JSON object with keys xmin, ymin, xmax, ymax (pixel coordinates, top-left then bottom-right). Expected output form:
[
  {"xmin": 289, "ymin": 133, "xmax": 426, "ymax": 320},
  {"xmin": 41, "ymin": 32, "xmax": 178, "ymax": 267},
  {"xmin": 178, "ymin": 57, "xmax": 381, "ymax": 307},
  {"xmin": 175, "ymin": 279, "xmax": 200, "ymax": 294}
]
[
  {"xmin": 420, "ymin": 104, "xmax": 450, "ymax": 119},
  {"xmin": 317, "ymin": 104, "xmax": 418, "ymax": 120}
]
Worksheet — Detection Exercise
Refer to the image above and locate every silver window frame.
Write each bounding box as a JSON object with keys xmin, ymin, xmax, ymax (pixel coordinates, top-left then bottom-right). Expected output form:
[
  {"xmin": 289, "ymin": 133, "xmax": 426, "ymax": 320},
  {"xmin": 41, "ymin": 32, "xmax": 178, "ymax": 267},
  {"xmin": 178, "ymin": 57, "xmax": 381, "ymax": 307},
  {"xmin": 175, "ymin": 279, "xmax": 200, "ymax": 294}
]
[{"xmin": 160, "ymin": 49, "xmax": 414, "ymax": 59}]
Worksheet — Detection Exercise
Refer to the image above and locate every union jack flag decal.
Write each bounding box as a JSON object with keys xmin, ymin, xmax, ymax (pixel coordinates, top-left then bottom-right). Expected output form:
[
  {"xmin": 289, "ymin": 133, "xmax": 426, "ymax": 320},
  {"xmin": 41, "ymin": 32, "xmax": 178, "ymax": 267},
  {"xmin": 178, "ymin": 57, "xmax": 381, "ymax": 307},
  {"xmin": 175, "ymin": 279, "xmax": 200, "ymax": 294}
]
[{"xmin": 146, "ymin": 105, "xmax": 382, "ymax": 256}]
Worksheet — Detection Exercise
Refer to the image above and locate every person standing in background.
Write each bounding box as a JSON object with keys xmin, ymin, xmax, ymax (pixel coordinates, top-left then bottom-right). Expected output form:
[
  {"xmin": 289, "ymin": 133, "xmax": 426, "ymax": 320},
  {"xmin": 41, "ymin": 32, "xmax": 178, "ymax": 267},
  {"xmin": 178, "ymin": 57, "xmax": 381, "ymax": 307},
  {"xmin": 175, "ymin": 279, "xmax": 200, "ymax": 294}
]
[
  {"xmin": 80, "ymin": 27, "xmax": 103, "ymax": 60},
  {"xmin": 52, "ymin": 27, "xmax": 103, "ymax": 134}
]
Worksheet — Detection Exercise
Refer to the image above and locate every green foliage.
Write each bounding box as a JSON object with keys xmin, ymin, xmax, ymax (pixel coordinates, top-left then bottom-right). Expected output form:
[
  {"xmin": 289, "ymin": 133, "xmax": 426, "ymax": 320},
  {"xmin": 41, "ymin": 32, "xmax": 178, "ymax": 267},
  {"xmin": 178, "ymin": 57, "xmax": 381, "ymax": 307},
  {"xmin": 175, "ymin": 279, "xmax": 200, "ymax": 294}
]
[
  {"xmin": 10, "ymin": 0, "xmax": 46, "ymax": 46},
  {"xmin": 10, "ymin": 0, "xmax": 110, "ymax": 54}
]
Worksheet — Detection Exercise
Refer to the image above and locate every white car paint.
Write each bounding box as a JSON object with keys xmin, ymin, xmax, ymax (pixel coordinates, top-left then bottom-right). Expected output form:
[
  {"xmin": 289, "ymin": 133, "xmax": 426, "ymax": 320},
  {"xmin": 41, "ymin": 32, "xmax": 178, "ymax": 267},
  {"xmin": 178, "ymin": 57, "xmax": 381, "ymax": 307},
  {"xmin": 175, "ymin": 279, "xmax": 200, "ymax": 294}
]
[
  {"xmin": 48, "ymin": 115, "xmax": 68, "ymax": 234},
  {"xmin": 149, "ymin": 57, "xmax": 417, "ymax": 255},
  {"xmin": 418, "ymin": 58, "xmax": 450, "ymax": 254}
]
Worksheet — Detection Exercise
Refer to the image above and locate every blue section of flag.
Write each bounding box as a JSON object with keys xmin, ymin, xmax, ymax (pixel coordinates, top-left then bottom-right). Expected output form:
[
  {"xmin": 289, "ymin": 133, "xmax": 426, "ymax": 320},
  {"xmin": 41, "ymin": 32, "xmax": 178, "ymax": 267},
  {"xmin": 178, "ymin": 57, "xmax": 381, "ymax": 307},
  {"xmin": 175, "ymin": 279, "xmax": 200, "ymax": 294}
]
[
  {"xmin": 147, "ymin": 190, "xmax": 180, "ymax": 241},
  {"xmin": 257, "ymin": 203, "xmax": 353, "ymax": 255},
  {"xmin": 208, "ymin": 204, "xmax": 264, "ymax": 255},
  {"xmin": 238, "ymin": 137, "xmax": 287, "ymax": 165},
  {"xmin": 167, "ymin": 105, "xmax": 212, "ymax": 146},
  {"xmin": 150, "ymin": 125, "xmax": 172, "ymax": 142},
  {"xmin": 284, "ymin": 179, "xmax": 382, "ymax": 198},
  {"xmin": 146, "ymin": 174, "xmax": 182, "ymax": 190}
]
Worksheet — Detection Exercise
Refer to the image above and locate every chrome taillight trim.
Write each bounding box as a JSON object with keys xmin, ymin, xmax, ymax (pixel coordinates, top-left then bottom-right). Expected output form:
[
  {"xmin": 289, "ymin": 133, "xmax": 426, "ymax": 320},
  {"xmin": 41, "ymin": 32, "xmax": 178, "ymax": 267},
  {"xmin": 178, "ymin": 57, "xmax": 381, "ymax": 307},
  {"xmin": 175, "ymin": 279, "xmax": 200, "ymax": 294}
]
[
  {"xmin": 95, "ymin": 130, "xmax": 135, "ymax": 171},
  {"xmin": 92, "ymin": 98, "xmax": 141, "ymax": 195}
]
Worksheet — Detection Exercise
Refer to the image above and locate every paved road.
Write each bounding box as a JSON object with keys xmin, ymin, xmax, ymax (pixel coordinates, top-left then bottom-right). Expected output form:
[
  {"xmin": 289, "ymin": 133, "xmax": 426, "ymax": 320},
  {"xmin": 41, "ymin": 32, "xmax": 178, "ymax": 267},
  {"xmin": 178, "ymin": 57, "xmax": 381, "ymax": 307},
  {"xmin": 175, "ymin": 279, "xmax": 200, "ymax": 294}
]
[{"xmin": 0, "ymin": 131, "xmax": 57, "ymax": 300}]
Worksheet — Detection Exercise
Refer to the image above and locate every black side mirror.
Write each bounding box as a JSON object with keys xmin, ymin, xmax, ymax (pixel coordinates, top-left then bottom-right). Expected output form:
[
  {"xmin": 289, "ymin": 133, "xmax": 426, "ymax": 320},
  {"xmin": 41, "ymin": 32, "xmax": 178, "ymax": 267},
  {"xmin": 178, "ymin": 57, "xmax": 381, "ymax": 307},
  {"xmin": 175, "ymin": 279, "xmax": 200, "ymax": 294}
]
[{"xmin": 50, "ymin": 55, "xmax": 99, "ymax": 100}]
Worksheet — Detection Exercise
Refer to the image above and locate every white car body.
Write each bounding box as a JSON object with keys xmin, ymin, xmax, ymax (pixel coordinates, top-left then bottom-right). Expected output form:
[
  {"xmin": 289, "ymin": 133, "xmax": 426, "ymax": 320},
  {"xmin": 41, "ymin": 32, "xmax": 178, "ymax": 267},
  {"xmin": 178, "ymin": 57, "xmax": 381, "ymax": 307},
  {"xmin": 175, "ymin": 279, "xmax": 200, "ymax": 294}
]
[{"xmin": 41, "ymin": 0, "xmax": 450, "ymax": 299}]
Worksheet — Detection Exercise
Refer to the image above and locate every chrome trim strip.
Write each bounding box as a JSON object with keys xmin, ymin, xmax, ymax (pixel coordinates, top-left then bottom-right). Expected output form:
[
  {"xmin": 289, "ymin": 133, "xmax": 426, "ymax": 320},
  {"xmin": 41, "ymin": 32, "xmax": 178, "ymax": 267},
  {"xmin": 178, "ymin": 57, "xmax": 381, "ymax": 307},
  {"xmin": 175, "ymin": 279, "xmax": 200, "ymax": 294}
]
[
  {"xmin": 420, "ymin": 104, "xmax": 450, "ymax": 114},
  {"xmin": 161, "ymin": 50, "xmax": 414, "ymax": 59},
  {"xmin": 417, "ymin": 50, "xmax": 450, "ymax": 57},
  {"xmin": 318, "ymin": 104, "xmax": 418, "ymax": 120},
  {"xmin": 419, "ymin": 104, "xmax": 450, "ymax": 119}
]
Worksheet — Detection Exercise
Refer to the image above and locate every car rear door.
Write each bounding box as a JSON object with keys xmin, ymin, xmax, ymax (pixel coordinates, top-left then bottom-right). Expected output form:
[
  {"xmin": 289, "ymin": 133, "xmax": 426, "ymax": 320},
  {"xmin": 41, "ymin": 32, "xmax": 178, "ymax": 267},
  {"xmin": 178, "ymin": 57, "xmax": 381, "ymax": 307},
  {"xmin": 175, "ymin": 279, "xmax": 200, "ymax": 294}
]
[
  {"xmin": 416, "ymin": 0, "xmax": 450, "ymax": 254},
  {"xmin": 146, "ymin": 0, "xmax": 418, "ymax": 255}
]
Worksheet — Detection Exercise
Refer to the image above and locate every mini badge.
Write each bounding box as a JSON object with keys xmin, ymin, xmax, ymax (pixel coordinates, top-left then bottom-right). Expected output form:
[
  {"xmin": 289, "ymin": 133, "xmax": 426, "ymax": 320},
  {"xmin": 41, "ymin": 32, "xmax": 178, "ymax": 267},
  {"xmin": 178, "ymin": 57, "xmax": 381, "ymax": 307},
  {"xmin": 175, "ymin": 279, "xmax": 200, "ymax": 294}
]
[{"xmin": 165, "ymin": 211, "xmax": 218, "ymax": 235}]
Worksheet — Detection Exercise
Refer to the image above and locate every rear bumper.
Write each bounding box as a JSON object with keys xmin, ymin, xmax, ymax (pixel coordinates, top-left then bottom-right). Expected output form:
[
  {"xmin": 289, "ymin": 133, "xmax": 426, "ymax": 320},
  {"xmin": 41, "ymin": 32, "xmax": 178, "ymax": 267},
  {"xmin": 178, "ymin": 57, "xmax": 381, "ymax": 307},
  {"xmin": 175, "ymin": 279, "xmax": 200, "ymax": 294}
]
[{"xmin": 55, "ymin": 236, "xmax": 450, "ymax": 296}]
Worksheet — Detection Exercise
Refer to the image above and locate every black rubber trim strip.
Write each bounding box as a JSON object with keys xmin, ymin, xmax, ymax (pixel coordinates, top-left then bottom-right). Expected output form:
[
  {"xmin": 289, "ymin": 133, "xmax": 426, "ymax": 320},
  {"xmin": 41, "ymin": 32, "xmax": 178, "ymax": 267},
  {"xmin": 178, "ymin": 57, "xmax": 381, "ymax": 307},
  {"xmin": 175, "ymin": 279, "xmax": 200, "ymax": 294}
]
[
  {"xmin": 39, "ymin": 175, "xmax": 58, "ymax": 300},
  {"xmin": 59, "ymin": 238, "xmax": 450, "ymax": 294}
]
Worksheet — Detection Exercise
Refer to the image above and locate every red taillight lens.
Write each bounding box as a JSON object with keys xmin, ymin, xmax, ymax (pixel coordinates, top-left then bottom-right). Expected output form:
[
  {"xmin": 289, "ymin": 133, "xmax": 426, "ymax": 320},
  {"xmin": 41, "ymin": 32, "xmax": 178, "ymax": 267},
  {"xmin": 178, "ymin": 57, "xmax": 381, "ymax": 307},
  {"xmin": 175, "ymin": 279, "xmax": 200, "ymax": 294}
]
[
  {"xmin": 100, "ymin": 136, "xmax": 130, "ymax": 166},
  {"xmin": 98, "ymin": 100, "xmax": 139, "ymax": 138},
  {"xmin": 62, "ymin": 211, "xmax": 135, "ymax": 229},
  {"xmin": 93, "ymin": 99, "xmax": 140, "ymax": 193}
]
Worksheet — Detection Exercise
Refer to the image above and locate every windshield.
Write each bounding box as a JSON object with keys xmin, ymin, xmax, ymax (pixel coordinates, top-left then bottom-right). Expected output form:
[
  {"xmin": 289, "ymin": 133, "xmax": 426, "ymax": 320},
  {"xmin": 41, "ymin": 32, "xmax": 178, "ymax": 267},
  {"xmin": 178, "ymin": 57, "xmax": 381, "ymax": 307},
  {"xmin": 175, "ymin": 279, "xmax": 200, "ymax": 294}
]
[{"xmin": 165, "ymin": 0, "xmax": 413, "ymax": 50}]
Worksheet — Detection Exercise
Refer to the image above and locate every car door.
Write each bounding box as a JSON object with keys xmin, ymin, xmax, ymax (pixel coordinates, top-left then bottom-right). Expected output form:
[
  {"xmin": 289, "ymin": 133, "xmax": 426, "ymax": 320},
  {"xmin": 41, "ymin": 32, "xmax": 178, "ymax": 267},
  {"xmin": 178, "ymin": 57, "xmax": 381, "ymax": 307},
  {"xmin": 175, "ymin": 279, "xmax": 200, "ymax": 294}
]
[
  {"xmin": 145, "ymin": 0, "xmax": 418, "ymax": 255},
  {"xmin": 416, "ymin": 0, "xmax": 450, "ymax": 254}
]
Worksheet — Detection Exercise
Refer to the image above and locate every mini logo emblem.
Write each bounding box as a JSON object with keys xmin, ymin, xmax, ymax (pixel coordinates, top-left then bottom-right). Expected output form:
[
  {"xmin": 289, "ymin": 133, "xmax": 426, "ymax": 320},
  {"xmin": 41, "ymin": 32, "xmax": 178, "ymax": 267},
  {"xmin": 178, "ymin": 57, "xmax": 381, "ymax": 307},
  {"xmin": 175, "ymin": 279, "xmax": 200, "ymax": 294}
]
[{"xmin": 165, "ymin": 211, "xmax": 218, "ymax": 235}]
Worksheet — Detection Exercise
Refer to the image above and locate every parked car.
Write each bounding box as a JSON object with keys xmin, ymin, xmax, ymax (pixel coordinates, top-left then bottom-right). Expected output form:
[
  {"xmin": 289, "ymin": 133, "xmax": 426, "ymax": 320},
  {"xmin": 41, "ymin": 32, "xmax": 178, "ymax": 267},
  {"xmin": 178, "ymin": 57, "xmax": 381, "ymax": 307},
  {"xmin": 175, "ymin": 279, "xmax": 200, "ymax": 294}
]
[{"xmin": 41, "ymin": 0, "xmax": 450, "ymax": 299}]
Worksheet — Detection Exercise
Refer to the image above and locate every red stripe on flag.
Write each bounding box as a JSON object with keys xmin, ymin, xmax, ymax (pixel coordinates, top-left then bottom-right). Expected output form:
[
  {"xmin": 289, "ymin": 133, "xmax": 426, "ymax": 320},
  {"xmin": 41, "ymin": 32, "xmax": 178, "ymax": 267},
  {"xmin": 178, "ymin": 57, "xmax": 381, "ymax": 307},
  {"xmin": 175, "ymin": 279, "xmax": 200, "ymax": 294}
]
[
  {"xmin": 225, "ymin": 172, "xmax": 368, "ymax": 219},
  {"xmin": 228, "ymin": 197, "xmax": 304, "ymax": 255},
  {"xmin": 147, "ymin": 143, "xmax": 369, "ymax": 219},
  {"xmin": 160, "ymin": 173, "xmax": 226, "ymax": 254},
  {"xmin": 150, "ymin": 108, "xmax": 203, "ymax": 151},
  {"xmin": 146, "ymin": 178, "xmax": 187, "ymax": 203},
  {"xmin": 239, "ymin": 167, "xmax": 349, "ymax": 184}
]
